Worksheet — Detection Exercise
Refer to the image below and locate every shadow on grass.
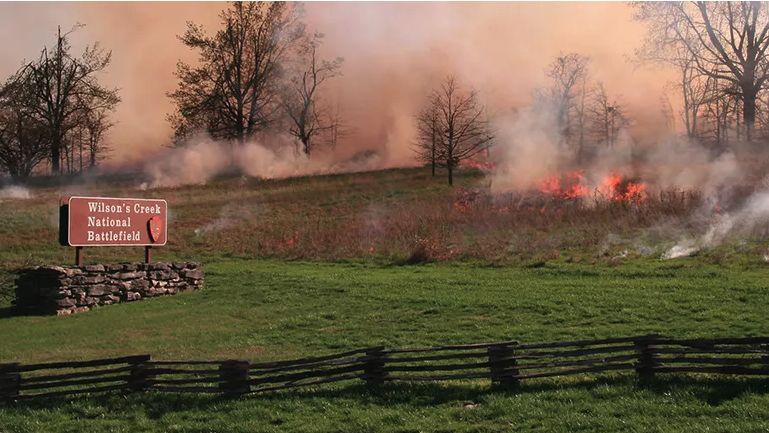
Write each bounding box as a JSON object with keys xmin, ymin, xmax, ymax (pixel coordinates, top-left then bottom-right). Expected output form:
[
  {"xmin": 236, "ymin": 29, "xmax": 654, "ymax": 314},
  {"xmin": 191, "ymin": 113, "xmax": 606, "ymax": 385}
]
[
  {"xmin": 5, "ymin": 375, "xmax": 769, "ymax": 417},
  {"xmin": 0, "ymin": 306, "xmax": 15, "ymax": 319}
]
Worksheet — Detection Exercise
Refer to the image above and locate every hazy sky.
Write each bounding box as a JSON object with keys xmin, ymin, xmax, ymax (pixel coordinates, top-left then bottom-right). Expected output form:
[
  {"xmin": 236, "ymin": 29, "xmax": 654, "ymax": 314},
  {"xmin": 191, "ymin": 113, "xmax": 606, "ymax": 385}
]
[{"xmin": 0, "ymin": 2, "xmax": 676, "ymax": 166}]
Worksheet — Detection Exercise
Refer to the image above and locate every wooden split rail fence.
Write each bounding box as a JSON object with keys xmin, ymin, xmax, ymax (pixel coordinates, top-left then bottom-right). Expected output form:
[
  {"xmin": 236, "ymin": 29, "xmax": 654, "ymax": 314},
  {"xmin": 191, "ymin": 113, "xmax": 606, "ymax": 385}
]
[{"xmin": 3, "ymin": 335, "xmax": 769, "ymax": 402}]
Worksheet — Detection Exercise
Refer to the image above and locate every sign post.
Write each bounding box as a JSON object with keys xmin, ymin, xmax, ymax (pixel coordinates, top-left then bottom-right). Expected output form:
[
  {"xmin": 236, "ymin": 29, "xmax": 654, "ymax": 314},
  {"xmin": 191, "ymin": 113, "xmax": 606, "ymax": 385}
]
[
  {"xmin": 75, "ymin": 246, "xmax": 83, "ymax": 267},
  {"xmin": 59, "ymin": 196, "xmax": 168, "ymax": 265}
]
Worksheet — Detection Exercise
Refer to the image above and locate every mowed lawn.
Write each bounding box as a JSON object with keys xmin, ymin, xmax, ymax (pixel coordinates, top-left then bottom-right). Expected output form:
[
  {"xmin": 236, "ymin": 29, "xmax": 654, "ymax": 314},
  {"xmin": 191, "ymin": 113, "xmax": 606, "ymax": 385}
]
[{"xmin": 2, "ymin": 258, "xmax": 769, "ymax": 432}]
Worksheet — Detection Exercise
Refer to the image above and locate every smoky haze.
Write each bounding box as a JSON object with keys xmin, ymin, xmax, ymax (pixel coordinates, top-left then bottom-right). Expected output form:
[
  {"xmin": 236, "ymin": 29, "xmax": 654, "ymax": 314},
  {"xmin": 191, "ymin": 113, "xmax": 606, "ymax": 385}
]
[{"xmin": 0, "ymin": 2, "xmax": 674, "ymax": 171}]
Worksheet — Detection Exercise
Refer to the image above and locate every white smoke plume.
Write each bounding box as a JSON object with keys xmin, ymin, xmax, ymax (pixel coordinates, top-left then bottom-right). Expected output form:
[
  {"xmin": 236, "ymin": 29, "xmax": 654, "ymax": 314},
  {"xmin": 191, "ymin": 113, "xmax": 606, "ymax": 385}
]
[
  {"xmin": 0, "ymin": 185, "xmax": 32, "ymax": 201},
  {"xmin": 489, "ymin": 102, "xmax": 563, "ymax": 193},
  {"xmin": 195, "ymin": 202, "xmax": 261, "ymax": 237},
  {"xmin": 645, "ymin": 137, "xmax": 742, "ymax": 196},
  {"xmin": 142, "ymin": 134, "xmax": 385, "ymax": 189},
  {"xmin": 488, "ymin": 92, "xmax": 745, "ymax": 200},
  {"xmin": 143, "ymin": 136, "xmax": 231, "ymax": 188},
  {"xmin": 663, "ymin": 184, "xmax": 769, "ymax": 259}
]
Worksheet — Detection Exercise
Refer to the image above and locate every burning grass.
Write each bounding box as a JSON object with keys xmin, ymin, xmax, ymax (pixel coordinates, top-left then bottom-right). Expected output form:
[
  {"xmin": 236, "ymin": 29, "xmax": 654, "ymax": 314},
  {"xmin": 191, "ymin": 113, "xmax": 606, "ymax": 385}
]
[
  {"xmin": 183, "ymin": 180, "xmax": 701, "ymax": 264},
  {"xmin": 0, "ymin": 166, "xmax": 766, "ymax": 275},
  {"xmin": 2, "ymin": 168, "xmax": 769, "ymax": 432},
  {"xmin": 538, "ymin": 170, "xmax": 648, "ymax": 203}
]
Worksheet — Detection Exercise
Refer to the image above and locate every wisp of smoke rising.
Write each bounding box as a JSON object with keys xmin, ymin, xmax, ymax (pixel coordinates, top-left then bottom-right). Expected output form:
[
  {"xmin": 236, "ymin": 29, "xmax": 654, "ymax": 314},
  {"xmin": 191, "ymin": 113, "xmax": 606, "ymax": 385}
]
[
  {"xmin": 142, "ymin": 134, "xmax": 386, "ymax": 189},
  {"xmin": 489, "ymin": 102, "xmax": 563, "ymax": 193},
  {"xmin": 663, "ymin": 186, "xmax": 769, "ymax": 259},
  {"xmin": 0, "ymin": 185, "xmax": 32, "ymax": 201}
]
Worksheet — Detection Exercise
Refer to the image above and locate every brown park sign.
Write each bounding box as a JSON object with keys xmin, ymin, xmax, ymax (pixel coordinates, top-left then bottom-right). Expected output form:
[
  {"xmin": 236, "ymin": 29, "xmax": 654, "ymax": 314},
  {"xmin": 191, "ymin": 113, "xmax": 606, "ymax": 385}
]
[{"xmin": 59, "ymin": 196, "xmax": 168, "ymax": 247}]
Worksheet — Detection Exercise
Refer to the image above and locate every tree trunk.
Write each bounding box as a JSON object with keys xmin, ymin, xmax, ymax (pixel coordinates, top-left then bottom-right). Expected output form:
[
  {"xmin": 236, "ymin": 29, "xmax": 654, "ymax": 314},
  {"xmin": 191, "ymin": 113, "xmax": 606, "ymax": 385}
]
[
  {"xmin": 430, "ymin": 138, "xmax": 435, "ymax": 177},
  {"xmin": 51, "ymin": 134, "xmax": 61, "ymax": 174},
  {"xmin": 743, "ymin": 88, "xmax": 757, "ymax": 143},
  {"xmin": 430, "ymin": 128, "xmax": 436, "ymax": 177}
]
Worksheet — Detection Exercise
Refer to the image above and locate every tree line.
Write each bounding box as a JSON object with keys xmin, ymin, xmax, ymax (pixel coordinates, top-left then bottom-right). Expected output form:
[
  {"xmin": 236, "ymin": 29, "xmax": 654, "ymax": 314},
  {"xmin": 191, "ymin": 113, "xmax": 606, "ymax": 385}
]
[
  {"xmin": 0, "ymin": 26, "xmax": 119, "ymax": 179},
  {"xmin": 4, "ymin": 2, "xmax": 769, "ymax": 182},
  {"xmin": 167, "ymin": 2, "xmax": 344, "ymax": 157},
  {"xmin": 635, "ymin": 2, "xmax": 769, "ymax": 151},
  {"xmin": 0, "ymin": 2, "xmax": 344, "ymax": 179},
  {"xmin": 412, "ymin": 56, "xmax": 630, "ymax": 185},
  {"xmin": 415, "ymin": 2, "xmax": 769, "ymax": 185}
]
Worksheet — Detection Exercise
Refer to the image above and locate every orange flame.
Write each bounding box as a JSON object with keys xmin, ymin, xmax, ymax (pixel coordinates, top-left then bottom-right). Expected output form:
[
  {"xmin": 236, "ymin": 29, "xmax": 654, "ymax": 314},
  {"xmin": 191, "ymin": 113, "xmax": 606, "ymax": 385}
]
[
  {"xmin": 538, "ymin": 170, "xmax": 590, "ymax": 200},
  {"xmin": 538, "ymin": 170, "xmax": 647, "ymax": 203},
  {"xmin": 599, "ymin": 172, "xmax": 647, "ymax": 203}
]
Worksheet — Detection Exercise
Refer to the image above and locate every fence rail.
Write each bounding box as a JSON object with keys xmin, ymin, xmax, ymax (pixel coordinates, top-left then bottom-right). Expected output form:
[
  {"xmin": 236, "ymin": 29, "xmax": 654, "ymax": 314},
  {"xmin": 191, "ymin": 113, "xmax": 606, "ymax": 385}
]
[{"xmin": 3, "ymin": 334, "xmax": 769, "ymax": 402}]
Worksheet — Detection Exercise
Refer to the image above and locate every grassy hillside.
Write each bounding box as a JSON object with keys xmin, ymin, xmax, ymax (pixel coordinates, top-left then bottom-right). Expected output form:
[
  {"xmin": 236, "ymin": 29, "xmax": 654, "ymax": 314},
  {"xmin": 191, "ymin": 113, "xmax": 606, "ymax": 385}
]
[
  {"xmin": 1, "ymin": 168, "xmax": 769, "ymax": 432},
  {"xmin": 0, "ymin": 166, "xmax": 755, "ymax": 275},
  {"xmin": 4, "ymin": 259, "xmax": 769, "ymax": 363},
  {"xmin": 1, "ymin": 259, "xmax": 769, "ymax": 432}
]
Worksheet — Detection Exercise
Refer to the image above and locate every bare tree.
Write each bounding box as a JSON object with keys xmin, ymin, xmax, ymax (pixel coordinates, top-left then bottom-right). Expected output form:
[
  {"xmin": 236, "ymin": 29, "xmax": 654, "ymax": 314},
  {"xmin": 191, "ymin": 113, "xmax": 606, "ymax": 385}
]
[
  {"xmin": 545, "ymin": 53, "xmax": 590, "ymax": 155},
  {"xmin": 21, "ymin": 25, "xmax": 119, "ymax": 174},
  {"xmin": 324, "ymin": 102, "xmax": 350, "ymax": 149},
  {"xmin": 72, "ymin": 107, "xmax": 113, "ymax": 169},
  {"xmin": 169, "ymin": 2, "xmax": 304, "ymax": 149},
  {"xmin": 660, "ymin": 93, "xmax": 677, "ymax": 133},
  {"xmin": 413, "ymin": 100, "xmax": 441, "ymax": 177},
  {"xmin": 282, "ymin": 34, "xmax": 343, "ymax": 155},
  {"xmin": 635, "ymin": 2, "xmax": 769, "ymax": 142},
  {"xmin": 588, "ymin": 83, "xmax": 629, "ymax": 148},
  {"xmin": 696, "ymin": 77, "xmax": 741, "ymax": 150},
  {"xmin": 678, "ymin": 58, "xmax": 712, "ymax": 139},
  {"xmin": 0, "ymin": 76, "xmax": 48, "ymax": 179},
  {"xmin": 426, "ymin": 76, "xmax": 494, "ymax": 186}
]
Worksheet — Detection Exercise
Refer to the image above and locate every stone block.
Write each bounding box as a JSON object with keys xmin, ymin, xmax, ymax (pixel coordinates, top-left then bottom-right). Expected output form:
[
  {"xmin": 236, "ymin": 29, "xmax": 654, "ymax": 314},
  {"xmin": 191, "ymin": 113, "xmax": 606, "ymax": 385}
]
[
  {"xmin": 73, "ymin": 275, "xmax": 106, "ymax": 285},
  {"xmin": 130, "ymin": 279, "xmax": 150, "ymax": 290},
  {"xmin": 102, "ymin": 295, "xmax": 120, "ymax": 304},
  {"xmin": 148, "ymin": 270, "xmax": 172, "ymax": 280},
  {"xmin": 149, "ymin": 263, "xmax": 170, "ymax": 271},
  {"xmin": 182, "ymin": 269, "xmax": 204, "ymax": 280},
  {"xmin": 56, "ymin": 298, "xmax": 76, "ymax": 307},
  {"xmin": 114, "ymin": 271, "xmax": 146, "ymax": 280},
  {"xmin": 87, "ymin": 285, "xmax": 108, "ymax": 296},
  {"xmin": 63, "ymin": 268, "xmax": 84, "ymax": 277}
]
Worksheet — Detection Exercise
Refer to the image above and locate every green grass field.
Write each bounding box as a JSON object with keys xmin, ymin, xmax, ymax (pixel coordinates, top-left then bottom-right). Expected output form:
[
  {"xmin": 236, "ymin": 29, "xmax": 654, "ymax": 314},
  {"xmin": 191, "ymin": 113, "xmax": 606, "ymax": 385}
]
[{"xmin": 1, "ymin": 168, "xmax": 769, "ymax": 432}]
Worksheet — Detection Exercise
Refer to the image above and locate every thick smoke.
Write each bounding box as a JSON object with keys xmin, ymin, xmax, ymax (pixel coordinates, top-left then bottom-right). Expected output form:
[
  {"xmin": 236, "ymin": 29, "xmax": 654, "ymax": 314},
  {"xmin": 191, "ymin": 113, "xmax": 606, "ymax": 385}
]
[
  {"xmin": 645, "ymin": 138, "xmax": 742, "ymax": 196},
  {"xmin": 489, "ymin": 102, "xmax": 563, "ymax": 192},
  {"xmin": 142, "ymin": 135, "xmax": 384, "ymax": 189},
  {"xmin": 487, "ymin": 78, "xmax": 746, "ymax": 200},
  {"xmin": 0, "ymin": 2, "xmax": 672, "ymax": 169}
]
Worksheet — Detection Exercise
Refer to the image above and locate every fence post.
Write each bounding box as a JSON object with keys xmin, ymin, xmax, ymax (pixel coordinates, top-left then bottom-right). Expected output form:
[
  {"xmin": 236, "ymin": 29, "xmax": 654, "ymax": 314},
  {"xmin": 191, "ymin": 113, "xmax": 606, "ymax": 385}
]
[
  {"xmin": 127, "ymin": 355, "xmax": 152, "ymax": 392},
  {"xmin": 488, "ymin": 343, "xmax": 519, "ymax": 387},
  {"xmin": 363, "ymin": 347, "xmax": 387, "ymax": 387},
  {"xmin": 634, "ymin": 335, "xmax": 657, "ymax": 383},
  {"xmin": 0, "ymin": 363, "xmax": 20, "ymax": 404},
  {"xmin": 219, "ymin": 360, "xmax": 250, "ymax": 397}
]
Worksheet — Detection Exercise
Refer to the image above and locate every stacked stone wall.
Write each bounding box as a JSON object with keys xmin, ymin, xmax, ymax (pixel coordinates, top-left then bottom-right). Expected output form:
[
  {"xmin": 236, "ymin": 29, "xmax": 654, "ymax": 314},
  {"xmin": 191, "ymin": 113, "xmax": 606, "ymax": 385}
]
[{"xmin": 14, "ymin": 262, "xmax": 203, "ymax": 315}]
